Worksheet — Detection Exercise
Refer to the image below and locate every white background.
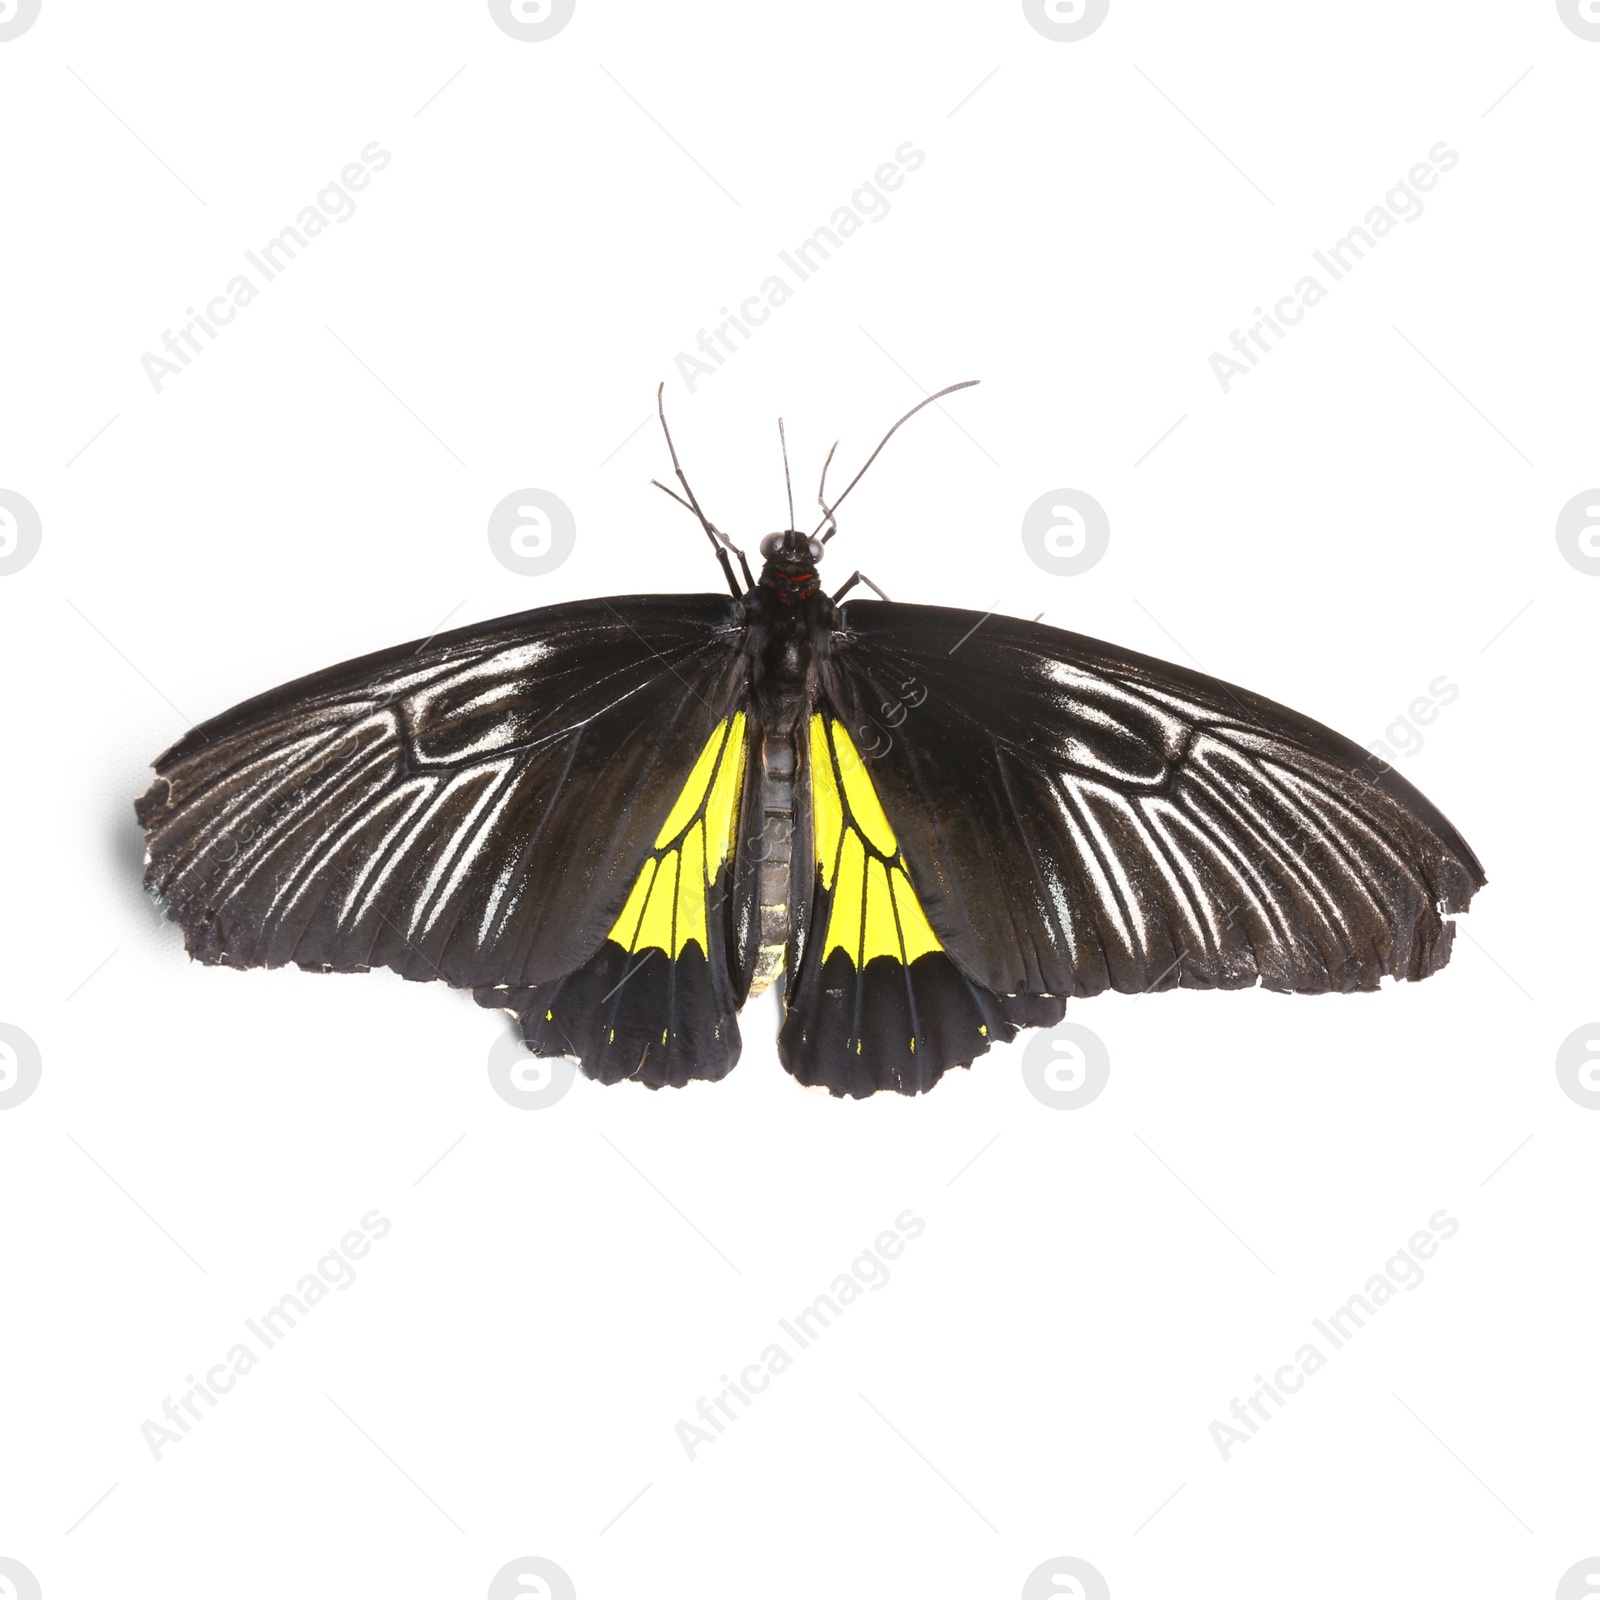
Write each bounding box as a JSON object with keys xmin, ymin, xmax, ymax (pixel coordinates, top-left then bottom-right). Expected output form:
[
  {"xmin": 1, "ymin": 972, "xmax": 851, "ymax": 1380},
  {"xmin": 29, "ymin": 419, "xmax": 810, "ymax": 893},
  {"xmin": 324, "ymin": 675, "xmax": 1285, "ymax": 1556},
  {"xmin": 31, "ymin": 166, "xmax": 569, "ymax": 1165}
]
[{"xmin": 1, "ymin": 3, "xmax": 1597, "ymax": 1597}]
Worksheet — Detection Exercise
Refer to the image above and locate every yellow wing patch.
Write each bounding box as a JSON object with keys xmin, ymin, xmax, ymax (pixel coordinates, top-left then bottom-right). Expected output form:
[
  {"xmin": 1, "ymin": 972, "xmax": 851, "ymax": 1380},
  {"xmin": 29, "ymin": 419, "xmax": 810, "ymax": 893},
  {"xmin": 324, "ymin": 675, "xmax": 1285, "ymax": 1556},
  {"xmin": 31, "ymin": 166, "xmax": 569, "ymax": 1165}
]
[
  {"xmin": 607, "ymin": 714, "xmax": 746, "ymax": 959},
  {"xmin": 810, "ymin": 715, "xmax": 942, "ymax": 967}
]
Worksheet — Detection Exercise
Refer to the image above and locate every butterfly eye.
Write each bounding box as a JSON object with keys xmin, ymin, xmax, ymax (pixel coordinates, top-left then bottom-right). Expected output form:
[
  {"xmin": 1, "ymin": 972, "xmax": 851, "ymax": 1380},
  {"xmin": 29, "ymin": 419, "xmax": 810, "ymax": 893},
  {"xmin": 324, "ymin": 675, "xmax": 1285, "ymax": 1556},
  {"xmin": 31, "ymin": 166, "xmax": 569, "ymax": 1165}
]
[
  {"xmin": 760, "ymin": 533, "xmax": 784, "ymax": 559},
  {"xmin": 807, "ymin": 539, "xmax": 824, "ymax": 562}
]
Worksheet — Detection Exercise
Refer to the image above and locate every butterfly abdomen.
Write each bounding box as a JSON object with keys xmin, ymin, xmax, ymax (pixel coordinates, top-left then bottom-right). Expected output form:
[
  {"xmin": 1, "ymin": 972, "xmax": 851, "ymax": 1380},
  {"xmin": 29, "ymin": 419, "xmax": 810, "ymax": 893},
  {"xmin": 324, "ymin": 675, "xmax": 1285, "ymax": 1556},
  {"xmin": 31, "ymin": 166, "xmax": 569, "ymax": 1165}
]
[{"xmin": 748, "ymin": 723, "xmax": 798, "ymax": 997}]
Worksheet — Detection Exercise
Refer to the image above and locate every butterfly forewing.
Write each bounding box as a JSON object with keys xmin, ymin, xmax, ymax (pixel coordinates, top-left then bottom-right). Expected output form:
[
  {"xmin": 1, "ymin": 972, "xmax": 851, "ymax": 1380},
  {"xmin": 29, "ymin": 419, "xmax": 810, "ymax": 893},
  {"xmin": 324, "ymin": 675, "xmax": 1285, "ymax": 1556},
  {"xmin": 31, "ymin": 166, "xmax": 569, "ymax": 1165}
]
[
  {"xmin": 820, "ymin": 602, "xmax": 1485, "ymax": 1003},
  {"xmin": 138, "ymin": 595, "xmax": 749, "ymax": 992}
]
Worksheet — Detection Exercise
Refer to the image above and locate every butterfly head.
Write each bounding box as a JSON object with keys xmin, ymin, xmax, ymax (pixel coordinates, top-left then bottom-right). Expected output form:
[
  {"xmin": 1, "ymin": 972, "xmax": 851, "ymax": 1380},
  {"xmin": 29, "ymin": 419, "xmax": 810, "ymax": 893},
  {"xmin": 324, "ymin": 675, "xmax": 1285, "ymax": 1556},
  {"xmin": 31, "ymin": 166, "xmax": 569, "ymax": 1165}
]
[{"xmin": 758, "ymin": 529, "xmax": 824, "ymax": 599}]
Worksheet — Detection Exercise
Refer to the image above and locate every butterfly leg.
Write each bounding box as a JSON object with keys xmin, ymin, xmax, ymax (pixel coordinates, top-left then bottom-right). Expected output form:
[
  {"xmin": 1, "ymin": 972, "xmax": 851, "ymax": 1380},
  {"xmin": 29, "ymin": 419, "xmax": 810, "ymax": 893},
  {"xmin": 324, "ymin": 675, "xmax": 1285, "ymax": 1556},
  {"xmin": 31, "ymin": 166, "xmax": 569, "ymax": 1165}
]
[
  {"xmin": 705, "ymin": 529, "xmax": 743, "ymax": 598},
  {"xmin": 705, "ymin": 523, "xmax": 755, "ymax": 595},
  {"xmin": 832, "ymin": 571, "xmax": 892, "ymax": 603}
]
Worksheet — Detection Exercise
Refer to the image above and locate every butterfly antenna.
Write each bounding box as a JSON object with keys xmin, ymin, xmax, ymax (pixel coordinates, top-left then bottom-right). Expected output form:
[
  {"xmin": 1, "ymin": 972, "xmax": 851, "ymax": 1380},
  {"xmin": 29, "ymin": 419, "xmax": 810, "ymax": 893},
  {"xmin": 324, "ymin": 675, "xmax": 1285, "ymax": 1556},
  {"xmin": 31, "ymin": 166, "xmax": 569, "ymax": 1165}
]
[
  {"xmin": 816, "ymin": 440, "xmax": 840, "ymax": 543},
  {"xmin": 778, "ymin": 417, "xmax": 795, "ymax": 530},
  {"xmin": 650, "ymin": 479, "xmax": 698, "ymax": 516},
  {"xmin": 810, "ymin": 379, "xmax": 979, "ymax": 537},
  {"xmin": 654, "ymin": 383, "xmax": 753, "ymax": 593}
]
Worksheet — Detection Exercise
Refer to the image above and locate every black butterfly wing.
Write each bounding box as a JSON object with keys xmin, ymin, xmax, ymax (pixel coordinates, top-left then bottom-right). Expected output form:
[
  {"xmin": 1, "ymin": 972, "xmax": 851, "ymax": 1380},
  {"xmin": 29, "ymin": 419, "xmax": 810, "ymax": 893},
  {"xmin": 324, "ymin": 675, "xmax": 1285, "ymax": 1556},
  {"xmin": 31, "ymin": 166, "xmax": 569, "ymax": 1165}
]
[
  {"xmin": 776, "ymin": 708, "xmax": 1064, "ymax": 1099},
  {"xmin": 138, "ymin": 594, "xmax": 762, "ymax": 1086},
  {"xmin": 477, "ymin": 700, "xmax": 764, "ymax": 1088},
  {"xmin": 816, "ymin": 601, "xmax": 1485, "ymax": 1005}
]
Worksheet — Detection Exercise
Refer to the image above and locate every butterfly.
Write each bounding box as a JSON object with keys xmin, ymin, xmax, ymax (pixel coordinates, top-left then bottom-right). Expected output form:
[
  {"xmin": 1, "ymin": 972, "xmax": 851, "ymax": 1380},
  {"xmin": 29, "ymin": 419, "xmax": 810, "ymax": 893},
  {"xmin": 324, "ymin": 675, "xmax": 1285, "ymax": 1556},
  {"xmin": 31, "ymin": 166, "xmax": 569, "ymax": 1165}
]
[{"xmin": 137, "ymin": 382, "xmax": 1485, "ymax": 1098}]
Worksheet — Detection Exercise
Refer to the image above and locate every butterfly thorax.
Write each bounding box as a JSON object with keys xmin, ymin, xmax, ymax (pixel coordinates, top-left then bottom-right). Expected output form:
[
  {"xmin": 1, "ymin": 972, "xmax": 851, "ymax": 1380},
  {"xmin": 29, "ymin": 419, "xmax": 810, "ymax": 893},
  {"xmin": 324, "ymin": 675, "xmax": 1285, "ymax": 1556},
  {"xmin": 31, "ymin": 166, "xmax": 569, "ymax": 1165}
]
[
  {"xmin": 741, "ymin": 581, "xmax": 834, "ymax": 722},
  {"xmin": 757, "ymin": 562, "xmax": 821, "ymax": 604}
]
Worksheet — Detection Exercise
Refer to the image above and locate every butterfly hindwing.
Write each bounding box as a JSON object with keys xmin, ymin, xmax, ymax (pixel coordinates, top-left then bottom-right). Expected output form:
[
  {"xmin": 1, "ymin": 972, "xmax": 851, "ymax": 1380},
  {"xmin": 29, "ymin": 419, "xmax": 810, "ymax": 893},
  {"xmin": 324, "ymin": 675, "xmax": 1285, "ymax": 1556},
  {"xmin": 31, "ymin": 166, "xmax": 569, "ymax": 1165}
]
[
  {"xmin": 778, "ymin": 713, "xmax": 1064, "ymax": 1097},
  {"xmin": 821, "ymin": 602, "xmax": 1486, "ymax": 1002},
  {"xmin": 478, "ymin": 710, "xmax": 759, "ymax": 1087}
]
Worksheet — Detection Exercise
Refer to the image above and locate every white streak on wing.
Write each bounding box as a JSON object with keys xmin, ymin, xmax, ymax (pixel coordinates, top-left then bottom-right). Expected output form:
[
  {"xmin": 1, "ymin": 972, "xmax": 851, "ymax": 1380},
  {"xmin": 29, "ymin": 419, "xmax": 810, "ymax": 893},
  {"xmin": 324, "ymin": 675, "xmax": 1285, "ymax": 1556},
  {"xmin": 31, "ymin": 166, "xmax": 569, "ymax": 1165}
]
[
  {"xmin": 479, "ymin": 856, "xmax": 521, "ymax": 948},
  {"xmin": 342, "ymin": 775, "xmax": 480, "ymax": 937},
  {"xmin": 363, "ymin": 643, "xmax": 520, "ymax": 703},
  {"xmin": 1076, "ymin": 783, "xmax": 1151, "ymax": 947},
  {"xmin": 412, "ymin": 758, "xmax": 518, "ymax": 934},
  {"xmin": 471, "ymin": 773, "xmax": 540, "ymax": 945},
  {"xmin": 406, "ymin": 643, "xmax": 553, "ymax": 725},
  {"xmin": 426, "ymin": 683, "xmax": 529, "ymax": 762},
  {"xmin": 413, "ymin": 761, "xmax": 521, "ymax": 940},
  {"xmin": 1187, "ymin": 740, "xmax": 1356, "ymax": 945},
  {"xmin": 1078, "ymin": 786, "xmax": 1174, "ymax": 960},
  {"xmin": 1125, "ymin": 793, "xmax": 1213, "ymax": 954},
  {"xmin": 1045, "ymin": 663, "xmax": 1190, "ymax": 733},
  {"xmin": 1167, "ymin": 770, "xmax": 1305, "ymax": 958},
  {"xmin": 332, "ymin": 780, "xmax": 446, "ymax": 926},
  {"xmin": 1154, "ymin": 802, "xmax": 1272, "ymax": 941},
  {"xmin": 318, "ymin": 758, "xmax": 499, "ymax": 940},
  {"xmin": 208, "ymin": 734, "xmax": 399, "ymax": 914},
  {"xmin": 1112, "ymin": 678, "xmax": 1239, "ymax": 726},
  {"xmin": 1042, "ymin": 660, "xmax": 1109, "ymax": 694},
  {"xmin": 425, "ymin": 727, "xmax": 516, "ymax": 763},
  {"xmin": 1141, "ymin": 793, "xmax": 1253, "ymax": 962},
  {"xmin": 1058, "ymin": 735, "xmax": 1166, "ymax": 786},
  {"xmin": 1218, "ymin": 727, "xmax": 1309, "ymax": 759},
  {"xmin": 176, "ymin": 722, "xmax": 376, "ymax": 884},
  {"xmin": 1041, "ymin": 861, "xmax": 1076, "ymax": 949},
  {"xmin": 473, "ymin": 640, "xmax": 552, "ymax": 675},
  {"xmin": 1051, "ymin": 777, "xmax": 1137, "ymax": 960},
  {"xmin": 1266, "ymin": 759, "xmax": 1422, "ymax": 902},
  {"xmin": 264, "ymin": 775, "xmax": 434, "ymax": 937}
]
